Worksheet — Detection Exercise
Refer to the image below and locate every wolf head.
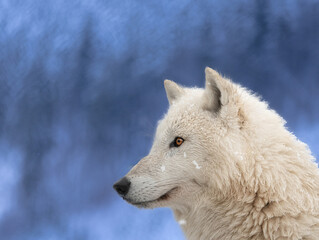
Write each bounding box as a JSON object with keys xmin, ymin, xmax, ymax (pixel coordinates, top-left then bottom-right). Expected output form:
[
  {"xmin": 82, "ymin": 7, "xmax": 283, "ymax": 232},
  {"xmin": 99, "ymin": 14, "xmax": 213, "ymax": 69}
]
[
  {"xmin": 113, "ymin": 67, "xmax": 256, "ymax": 209},
  {"xmin": 113, "ymin": 67, "xmax": 319, "ymax": 239}
]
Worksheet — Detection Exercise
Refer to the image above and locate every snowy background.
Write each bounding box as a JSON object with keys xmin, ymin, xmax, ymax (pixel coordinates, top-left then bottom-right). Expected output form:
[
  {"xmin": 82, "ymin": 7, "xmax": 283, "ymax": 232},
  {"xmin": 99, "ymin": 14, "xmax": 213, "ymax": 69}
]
[{"xmin": 0, "ymin": 0, "xmax": 318, "ymax": 239}]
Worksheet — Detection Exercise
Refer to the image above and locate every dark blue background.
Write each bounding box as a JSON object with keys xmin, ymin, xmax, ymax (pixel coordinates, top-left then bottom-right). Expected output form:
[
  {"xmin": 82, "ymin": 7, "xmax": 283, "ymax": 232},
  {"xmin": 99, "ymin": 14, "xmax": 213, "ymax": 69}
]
[{"xmin": 0, "ymin": 0, "xmax": 318, "ymax": 239}]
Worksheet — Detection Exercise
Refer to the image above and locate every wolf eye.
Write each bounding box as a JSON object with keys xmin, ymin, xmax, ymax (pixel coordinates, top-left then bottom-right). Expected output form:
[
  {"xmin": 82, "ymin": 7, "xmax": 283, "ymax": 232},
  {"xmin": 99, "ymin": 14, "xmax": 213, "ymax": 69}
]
[{"xmin": 170, "ymin": 137, "xmax": 184, "ymax": 148}]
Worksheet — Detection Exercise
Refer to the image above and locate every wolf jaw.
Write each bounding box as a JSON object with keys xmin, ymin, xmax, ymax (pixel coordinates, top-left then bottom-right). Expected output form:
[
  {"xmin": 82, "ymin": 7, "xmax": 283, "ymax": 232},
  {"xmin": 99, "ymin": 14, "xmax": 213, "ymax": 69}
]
[
  {"xmin": 114, "ymin": 67, "xmax": 319, "ymax": 240},
  {"xmin": 124, "ymin": 187, "xmax": 180, "ymax": 208}
]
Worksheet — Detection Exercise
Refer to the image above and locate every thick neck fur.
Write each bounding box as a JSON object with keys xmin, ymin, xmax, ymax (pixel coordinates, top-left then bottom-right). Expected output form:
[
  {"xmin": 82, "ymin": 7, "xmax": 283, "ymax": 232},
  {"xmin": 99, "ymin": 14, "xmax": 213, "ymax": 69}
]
[{"xmin": 173, "ymin": 189, "xmax": 265, "ymax": 240}]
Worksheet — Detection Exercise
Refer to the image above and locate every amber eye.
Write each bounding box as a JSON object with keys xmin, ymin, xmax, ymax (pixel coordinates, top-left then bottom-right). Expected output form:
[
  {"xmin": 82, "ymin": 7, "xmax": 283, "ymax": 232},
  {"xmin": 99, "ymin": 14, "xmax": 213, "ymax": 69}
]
[{"xmin": 170, "ymin": 137, "xmax": 184, "ymax": 148}]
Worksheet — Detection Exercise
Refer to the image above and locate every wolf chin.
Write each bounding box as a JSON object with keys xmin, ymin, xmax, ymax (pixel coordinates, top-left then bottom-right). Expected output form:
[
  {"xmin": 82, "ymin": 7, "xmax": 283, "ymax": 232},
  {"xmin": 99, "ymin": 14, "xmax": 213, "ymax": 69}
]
[{"xmin": 114, "ymin": 67, "xmax": 319, "ymax": 240}]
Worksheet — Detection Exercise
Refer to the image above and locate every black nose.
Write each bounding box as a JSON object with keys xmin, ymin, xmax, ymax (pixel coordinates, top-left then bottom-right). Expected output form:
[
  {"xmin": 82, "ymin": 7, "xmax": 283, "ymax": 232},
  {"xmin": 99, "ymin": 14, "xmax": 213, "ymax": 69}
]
[{"xmin": 113, "ymin": 177, "xmax": 131, "ymax": 197}]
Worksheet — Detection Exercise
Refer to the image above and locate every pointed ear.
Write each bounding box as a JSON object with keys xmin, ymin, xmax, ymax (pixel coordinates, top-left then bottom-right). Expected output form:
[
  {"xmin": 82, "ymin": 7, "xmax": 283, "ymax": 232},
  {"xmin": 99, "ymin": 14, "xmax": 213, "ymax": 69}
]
[
  {"xmin": 202, "ymin": 67, "xmax": 230, "ymax": 112},
  {"xmin": 164, "ymin": 79, "xmax": 184, "ymax": 105}
]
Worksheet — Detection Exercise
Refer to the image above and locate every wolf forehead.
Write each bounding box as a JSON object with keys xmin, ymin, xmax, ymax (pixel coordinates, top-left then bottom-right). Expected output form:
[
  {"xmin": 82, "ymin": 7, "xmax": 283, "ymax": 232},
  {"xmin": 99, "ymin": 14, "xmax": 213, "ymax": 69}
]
[
  {"xmin": 157, "ymin": 90, "xmax": 201, "ymax": 121},
  {"xmin": 155, "ymin": 90, "xmax": 225, "ymax": 142}
]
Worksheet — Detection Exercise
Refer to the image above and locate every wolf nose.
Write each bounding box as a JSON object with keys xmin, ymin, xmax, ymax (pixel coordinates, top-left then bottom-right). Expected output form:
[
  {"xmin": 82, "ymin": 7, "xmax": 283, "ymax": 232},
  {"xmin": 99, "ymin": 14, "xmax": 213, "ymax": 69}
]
[{"xmin": 113, "ymin": 177, "xmax": 131, "ymax": 197}]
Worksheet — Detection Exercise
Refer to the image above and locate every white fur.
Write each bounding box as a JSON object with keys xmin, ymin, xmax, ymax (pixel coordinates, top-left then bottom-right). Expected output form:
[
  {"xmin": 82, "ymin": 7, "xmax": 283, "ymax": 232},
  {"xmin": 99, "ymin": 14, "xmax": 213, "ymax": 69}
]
[
  {"xmin": 121, "ymin": 67, "xmax": 319, "ymax": 239},
  {"xmin": 178, "ymin": 219, "xmax": 187, "ymax": 225},
  {"xmin": 192, "ymin": 160, "xmax": 201, "ymax": 169}
]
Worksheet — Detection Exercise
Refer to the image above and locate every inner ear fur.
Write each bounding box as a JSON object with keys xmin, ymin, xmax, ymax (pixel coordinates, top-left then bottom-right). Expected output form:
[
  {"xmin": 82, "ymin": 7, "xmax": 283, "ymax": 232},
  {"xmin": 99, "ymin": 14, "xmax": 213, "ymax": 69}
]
[
  {"xmin": 164, "ymin": 79, "xmax": 185, "ymax": 105},
  {"xmin": 202, "ymin": 67, "xmax": 231, "ymax": 112}
]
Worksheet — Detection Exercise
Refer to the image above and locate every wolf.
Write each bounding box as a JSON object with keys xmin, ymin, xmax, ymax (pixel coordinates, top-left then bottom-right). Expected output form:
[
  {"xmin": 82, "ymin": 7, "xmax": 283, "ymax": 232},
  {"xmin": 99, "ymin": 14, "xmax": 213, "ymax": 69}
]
[{"xmin": 113, "ymin": 67, "xmax": 319, "ymax": 240}]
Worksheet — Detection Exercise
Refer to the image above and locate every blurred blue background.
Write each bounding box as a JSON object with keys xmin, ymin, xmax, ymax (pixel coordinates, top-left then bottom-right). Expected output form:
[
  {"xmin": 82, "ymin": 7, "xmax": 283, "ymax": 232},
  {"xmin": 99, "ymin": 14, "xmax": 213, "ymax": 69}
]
[{"xmin": 0, "ymin": 0, "xmax": 318, "ymax": 239}]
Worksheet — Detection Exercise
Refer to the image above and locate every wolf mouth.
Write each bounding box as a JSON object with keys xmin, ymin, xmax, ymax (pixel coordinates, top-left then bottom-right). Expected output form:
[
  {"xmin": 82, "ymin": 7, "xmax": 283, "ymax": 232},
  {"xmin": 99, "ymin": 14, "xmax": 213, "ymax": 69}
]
[{"xmin": 125, "ymin": 187, "xmax": 179, "ymax": 206}]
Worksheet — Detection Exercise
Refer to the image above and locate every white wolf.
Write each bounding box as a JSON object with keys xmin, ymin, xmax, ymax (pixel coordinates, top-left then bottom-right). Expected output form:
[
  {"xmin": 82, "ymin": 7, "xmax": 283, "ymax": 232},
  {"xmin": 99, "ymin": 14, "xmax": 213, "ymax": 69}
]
[{"xmin": 114, "ymin": 67, "xmax": 319, "ymax": 240}]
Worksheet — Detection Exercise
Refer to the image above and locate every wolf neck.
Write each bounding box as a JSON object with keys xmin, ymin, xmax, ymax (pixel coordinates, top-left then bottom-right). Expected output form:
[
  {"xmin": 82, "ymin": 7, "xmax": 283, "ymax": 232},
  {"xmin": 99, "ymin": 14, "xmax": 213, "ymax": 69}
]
[{"xmin": 172, "ymin": 191, "xmax": 264, "ymax": 240}]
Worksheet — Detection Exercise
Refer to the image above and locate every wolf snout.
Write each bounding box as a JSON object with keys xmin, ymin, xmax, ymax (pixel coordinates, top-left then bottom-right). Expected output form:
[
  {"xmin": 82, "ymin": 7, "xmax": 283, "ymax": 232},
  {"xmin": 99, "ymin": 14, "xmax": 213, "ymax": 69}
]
[{"xmin": 113, "ymin": 177, "xmax": 131, "ymax": 197}]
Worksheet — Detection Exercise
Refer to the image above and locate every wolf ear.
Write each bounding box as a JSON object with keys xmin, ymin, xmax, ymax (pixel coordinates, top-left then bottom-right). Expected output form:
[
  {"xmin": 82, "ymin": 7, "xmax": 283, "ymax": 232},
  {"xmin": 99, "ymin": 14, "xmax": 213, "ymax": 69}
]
[
  {"xmin": 164, "ymin": 79, "xmax": 184, "ymax": 105},
  {"xmin": 202, "ymin": 67, "xmax": 230, "ymax": 112}
]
